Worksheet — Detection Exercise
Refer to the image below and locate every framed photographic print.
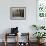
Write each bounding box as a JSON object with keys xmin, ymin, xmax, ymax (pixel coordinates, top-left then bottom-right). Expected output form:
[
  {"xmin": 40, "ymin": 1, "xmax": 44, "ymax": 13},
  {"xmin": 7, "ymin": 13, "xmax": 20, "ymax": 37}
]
[{"xmin": 10, "ymin": 7, "xmax": 26, "ymax": 20}]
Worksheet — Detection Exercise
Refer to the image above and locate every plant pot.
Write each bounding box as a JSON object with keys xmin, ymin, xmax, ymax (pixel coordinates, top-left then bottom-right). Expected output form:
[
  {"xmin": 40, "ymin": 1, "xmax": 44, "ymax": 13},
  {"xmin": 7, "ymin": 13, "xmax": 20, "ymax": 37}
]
[
  {"xmin": 37, "ymin": 39, "xmax": 45, "ymax": 44},
  {"xmin": 40, "ymin": 38, "xmax": 45, "ymax": 43}
]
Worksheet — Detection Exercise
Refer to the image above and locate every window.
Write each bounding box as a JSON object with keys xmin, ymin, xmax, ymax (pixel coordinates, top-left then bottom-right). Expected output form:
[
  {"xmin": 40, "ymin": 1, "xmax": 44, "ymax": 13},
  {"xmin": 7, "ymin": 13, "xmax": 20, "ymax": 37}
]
[{"xmin": 37, "ymin": 0, "xmax": 46, "ymax": 18}]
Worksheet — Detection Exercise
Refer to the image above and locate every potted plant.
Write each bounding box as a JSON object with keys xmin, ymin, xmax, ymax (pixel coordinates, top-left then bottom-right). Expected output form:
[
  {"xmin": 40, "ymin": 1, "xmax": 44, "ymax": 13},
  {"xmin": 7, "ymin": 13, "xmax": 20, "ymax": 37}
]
[{"xmin": 33, "ymin": 32, "xmax": 46, "ymax": 43}]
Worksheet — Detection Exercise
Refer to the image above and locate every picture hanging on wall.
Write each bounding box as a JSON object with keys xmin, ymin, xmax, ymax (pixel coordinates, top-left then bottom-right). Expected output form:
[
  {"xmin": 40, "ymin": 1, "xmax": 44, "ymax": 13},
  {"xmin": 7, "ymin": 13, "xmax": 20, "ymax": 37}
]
[{"xmin": 10, "ymin": 7, "xmax": 26, "ymax": 20}]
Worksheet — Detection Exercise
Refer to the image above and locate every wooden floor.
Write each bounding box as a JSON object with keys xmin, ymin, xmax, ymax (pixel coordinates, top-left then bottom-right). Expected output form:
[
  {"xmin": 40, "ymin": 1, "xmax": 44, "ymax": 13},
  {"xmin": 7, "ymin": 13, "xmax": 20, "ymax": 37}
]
[{"xmin": 0, "ymin": 42, "xmax": 46, "ymax": 46}]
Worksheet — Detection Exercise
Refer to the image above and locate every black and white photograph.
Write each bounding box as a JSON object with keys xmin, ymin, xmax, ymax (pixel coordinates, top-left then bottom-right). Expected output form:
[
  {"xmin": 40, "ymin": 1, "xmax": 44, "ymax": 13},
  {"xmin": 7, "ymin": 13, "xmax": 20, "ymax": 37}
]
[{"xmin": 10, "ymin": 7, "xmax": 26, "ymax": 20}]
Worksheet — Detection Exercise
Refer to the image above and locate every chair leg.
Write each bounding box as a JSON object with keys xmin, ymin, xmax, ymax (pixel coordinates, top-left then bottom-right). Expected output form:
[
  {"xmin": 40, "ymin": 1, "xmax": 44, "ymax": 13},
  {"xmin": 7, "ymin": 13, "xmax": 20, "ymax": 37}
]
[
  {"xmin": 4, "ymin": 33, "xmax": 7, "ymax": 46},
  {"xmin": 4, "ymin": 41, "xmax": 7, "ymax": 46}
]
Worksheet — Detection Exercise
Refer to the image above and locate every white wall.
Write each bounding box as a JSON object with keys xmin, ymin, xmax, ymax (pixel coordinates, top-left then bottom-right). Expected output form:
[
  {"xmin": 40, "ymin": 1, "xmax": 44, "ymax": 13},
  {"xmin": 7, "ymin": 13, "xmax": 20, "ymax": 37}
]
[{"xmin": 0, "ymin": 0, "xmax": 36, "ymax": 42}]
